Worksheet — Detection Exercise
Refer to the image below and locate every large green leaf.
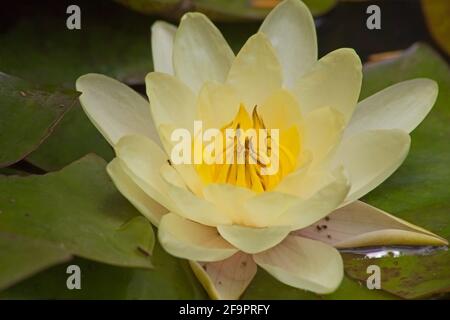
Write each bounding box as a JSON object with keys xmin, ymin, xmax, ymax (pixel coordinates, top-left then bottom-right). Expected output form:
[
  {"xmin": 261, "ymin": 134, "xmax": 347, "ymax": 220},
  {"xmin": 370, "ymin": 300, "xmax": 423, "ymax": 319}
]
[
  {"xmin": 0, "ymin": 241, "xmax": 207, "ymax": 299},
  {"xmin": 0, "ymin": 73, "xmax": 75, "ymax": 167},
  {"xmin": 0, "ymin": 232, "xmax": 71, "ymax": 291},
  {"xmin": 343, "ymin": 43, "xmax": 450, "ymax": 299},
  {"xmin": 26, "ymin": 105, "xmax": 113, "ymax": 172},
  {"xmin": 0, "ymin": 1, "xmax": 153, "ymax": 87},
  {"xmin": 0, "ymin": 154, "xmax": 154, "ymax": 273},
  {"xmin": 115, "ymin": 0, "xmax": 336, "ymax": 20}
]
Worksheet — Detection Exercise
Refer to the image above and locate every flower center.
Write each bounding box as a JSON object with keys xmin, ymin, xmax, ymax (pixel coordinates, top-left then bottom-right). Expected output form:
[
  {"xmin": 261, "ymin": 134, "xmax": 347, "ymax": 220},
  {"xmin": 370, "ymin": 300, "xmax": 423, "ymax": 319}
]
[{"xmin": 195, "ymin": 105, "xmax": 301, "ymax": 192}]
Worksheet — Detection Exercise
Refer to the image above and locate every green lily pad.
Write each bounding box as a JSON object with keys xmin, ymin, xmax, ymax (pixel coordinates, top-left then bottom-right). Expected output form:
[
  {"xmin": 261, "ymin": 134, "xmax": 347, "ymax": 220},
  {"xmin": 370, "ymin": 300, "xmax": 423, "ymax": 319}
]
[
  {"xmin": 343, "ymin": 251, "xmax": 450, "ymax": 299},
  {"xmin": 0, "ymin": 232, "xmax": 71, "ymax": 291},
  {"xmin": 114, "ymin": 0, "xmax": 336, "ymax": 20},
  {"xmin": 343, "ymin": 43, "xmax": 450, "ymax": 299},
  {"xmin": 0, "ymin": 1, "xmax": 153, "ymax": 87},
  {"xmin": 0, "ymin": 241, "xmax": 206, "ymax": 299},
  {"xmin": 0, "ymin": 154, "xmax": 154, "ymax": 274},
  {"xmin": 26, "ymin": 105, "xmax": 114, "ymax": 172},
  {"xmin": 0, "ymin": 73, "xmax": 75, "ymax": 167}
]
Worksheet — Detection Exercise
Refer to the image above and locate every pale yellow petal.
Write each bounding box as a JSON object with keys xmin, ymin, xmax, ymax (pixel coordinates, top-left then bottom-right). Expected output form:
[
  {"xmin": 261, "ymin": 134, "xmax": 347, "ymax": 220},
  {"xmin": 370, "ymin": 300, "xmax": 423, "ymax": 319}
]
[
  {"xmin": 164, "ymin": 179, "xmax": 232, "ymax": 227},
  {"xmin": 151, "ymin": 21, "xmax": 177, "ymax": 75},
  {"xmin": 197, "ymin": 82, "xmax": 241, "ymax": 130},
  {"xmin": 293, "ymin": 48, "xmax": 362, "ymax": 123},
  {"xmin": 173, "ymin": 12, "xmax": 234, "ymax": 93},
  {"xmin": 106, "ymin": 158, "xmax": 168, "ymax": 226},
  {"xmin": 258, "ymin": 89, "xmax": 302, "ymax": 130},
  {"xmin": 226, "ymin": 33, "xmax": 282, "ymax": 111},
  {"xmin": 330, "ymin": 129, "xmax": 410, "ymax": 204},
  {"xmin": 203, "ymin": 184, "xmax": 255, "ymax": 225},
  {"xmin": 253, "ymin": 235, "xmax": 344, "ymax": 294},
  {"xmin": 114, "ymin": 134, "xmax": 175, "ymax": 211},
  {"xmin": 259, "ymin": 0, "xmax": 317, "ymax": 87},
  {"xmin": 303, "ymin": 107, "xmax": 345, "ymax": 166},
  {"xmin": 217, "ymin": 224, "xmax": 290, "ymax": 254},
  {"xmin": 76, "ymin": 73, "xmax": 158, "ymax": 146},
  {"xmin": 189, "ymin": 252, "xmax": 257, "ymax": 300},
  {"xmin": 158, "ymin": 213, "xmax": 238, "ymax": 262},
  {"xmin": 295, "ymin": 201, "xmax": 448, "ymax": 247},
  {"xmin": 145, "ymin": 72, "xmax": 197, "ymax": 132},
  {"xmin": 345, "ymin": 79, "xmax": 438, "ymax": 138},
  {"xmin": 275, "ymin": 167, "xmax": 350, "ymax": 230}
]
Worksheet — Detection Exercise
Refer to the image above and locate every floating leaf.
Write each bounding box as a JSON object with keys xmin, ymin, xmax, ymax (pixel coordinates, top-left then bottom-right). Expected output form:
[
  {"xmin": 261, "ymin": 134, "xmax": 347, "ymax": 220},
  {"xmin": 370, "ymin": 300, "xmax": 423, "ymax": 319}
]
[
  {"xmin": 0, "ymin": 241, "xmax": 206, "ymax": 299},
  {"xmin": 114, "ymin": 0, "xmax": 336, "ymax": 20},
  {"xmin": 0, "ymin": 232, "xmax": 71, "ymax": 291},
  {"xmin": 0, "ymin": 73, "xmax": 75, "ymax": 167},
  {"xmin": 343, "ymin": 251, "xmax": 450, "ymax": 299},
  {"xmin": 0, "ymin": 154, "xmax": 154, "ymax": 274},
  {"xmin": 0, "ymin": 1, "xmax": 153, "ymax": 87},
  {"xmin": 26, "ymin": 105, "xmax": 113, "ymax": 172}
]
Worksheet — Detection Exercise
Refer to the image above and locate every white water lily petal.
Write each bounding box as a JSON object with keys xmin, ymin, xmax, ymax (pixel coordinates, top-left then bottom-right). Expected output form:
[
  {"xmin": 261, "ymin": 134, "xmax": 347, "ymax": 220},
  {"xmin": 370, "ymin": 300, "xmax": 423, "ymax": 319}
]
[
  {"xmin": 146, "ymin": 72, "xmax": 197, "ymax": 132},
  {"xmin": 76, "ymin": 73, "xmax": 158, "ymax": 146},
  {"xmin": 293, "ymin": 48, "xmax": 362, "ymax": 123},
  {"xmin": 158, "ymin": 124, "xmax": 205, "ymax": 196},
  {"xmin": 203, "ymin": 184, "xmax": 255, "ymax": 225},
  {"xmin": 107, "ymin": 158, "xmax": 168, "ymax": 226},
  {"xmin": 197, "ymin": 82, "xmax": 241, "ymax": 130},
  {"xmin": 295, "ymin": 201, "xmax": 448, "ymax": 247},
  {"xmin": 253, "ymin": 235, "xmax": 343, "ymax": 294},
  {"xmin": 158, "ymin": 213, "xmax": 238, "ymax": 262},
  {"xmin": 189, "ymin": 252, "xmax": 257, "ymax": 300},
  {"xmin": 115, "ymin": 134, "xmax": 175, "ymax": 211},
  {"xmin": 345, "ymin": 79, "xmax": 438, "ymax": 138},
  {"xmin": 217, "ymin": 224, "xmax": 291, "ymax": 254},
  {"xmin": 173, "ymin": 12, "xmax": 234, "ymax": 93},
  {"xmin": 260, "ymin": 0, "xmax": 317, "ymax": 88},
  {"xmin": 258, "ymin": 89, "xmax": 302, "ymax": 130},
  {"xmin": 275, "ymin": 167, "xmax": 350, "ymax": 230},
  {"xmin": 303, "ymin": 107, "xmax": 345, "ymax": 166},
  {"xmin": 151, "ymin": 21, "xmax": 177, "ymax": 75},
  {"xmin": 164, "ymin": 179, "xmax": 232, "ymax": 227},
  {"xmin": 226, "ymin": 33, "xmax": 282, "ymax": 111},
  {"xmin": 331, "ymin": 129, "xmax": 411, "ymax": 204}
]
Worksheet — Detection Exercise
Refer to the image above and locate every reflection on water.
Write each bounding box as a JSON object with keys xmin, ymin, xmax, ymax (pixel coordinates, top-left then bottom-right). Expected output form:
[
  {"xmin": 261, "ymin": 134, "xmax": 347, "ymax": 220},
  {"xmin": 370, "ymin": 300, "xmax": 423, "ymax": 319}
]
[{"xmin": 339, "ymin": 246, "xmax": 448, "ymax": 259}]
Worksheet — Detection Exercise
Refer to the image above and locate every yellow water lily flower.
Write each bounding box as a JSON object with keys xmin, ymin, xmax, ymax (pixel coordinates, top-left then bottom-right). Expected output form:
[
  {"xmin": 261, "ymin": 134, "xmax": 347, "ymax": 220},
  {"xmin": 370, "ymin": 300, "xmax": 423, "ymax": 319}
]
[{"xmin": 76, "ymin": 0, "xmax": 447, "ymax": 299}]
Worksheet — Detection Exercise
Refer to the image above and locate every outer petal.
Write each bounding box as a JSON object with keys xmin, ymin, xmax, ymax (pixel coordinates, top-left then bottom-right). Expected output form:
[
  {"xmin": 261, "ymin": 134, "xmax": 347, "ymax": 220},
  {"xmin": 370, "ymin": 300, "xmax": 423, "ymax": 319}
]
[
  {"xmin": 259, "ymin": 0, "xmax": 317, "ymax": 88},
  {"xmin": 345, "ymin": 79, "xmax": 438, "ymax": 138},
  {"xmin": 226, "ymin": 33, "xmax": 282, "ymax": 111},
  {"xmin": 293, "ymin": 48, "xmax": 362, "ymax": 123},
  {"xmin": 253, "ymin": 235, "xmax": 344, "ymax": 294},
  {"xmin": 145, "ymin": 72, "xmax": 197, "ymax": 132},
  {"xmin": 303, "ymin": 107, "xmax": 345, "ymax": 166},
  {"xmin": 189, "ymin": 252, "xmax": 257, "ymax": 300},
  {"xmin": 258, "ymin": 89, "xmax": 303, "ymax": 130},
  {"xmin": 203, "ymin": 184, "xmax": 297, "ymax": 227},
  {"xmin": 217, "ymin": 224, "xmax": 291, "ymax": 254},
  {"xmin": 107, "ymin": 158, "xmax": 168, "ymax": 226},
  {"xmin": 173, "ymin": 12, "xmax": 234, "ymax": 93},
  {"xmin": 114, "ymin": 134, "xmax": 175, "ymax": 211},
  {"xmin": 76, "ymin": 74, "xmax": 158, "ymax": 146},
  {"xmin": 275, "ymin": 167, "xmax": 350, "ymax": 230},
  {"xmin": 151, "ymin": 21, "xmax": 177, "ymax": 75},
  {"xmin": 330, "ymin": 129, "xmax": 410, "ymax": 204},
  {"xmin": 197, "ymin": 82, "xmax": 241, "ymax": 130},
  {"xmin": 158, "ymin": 213, "xmax": 238, "ymax": 262},
  {"xmin": 295, "ymin": 201, "xmax": 448, "ymax": 247},
  {"xmin": 158, "ymin": 124, "xmax": 204, "ymax": 196},
  {"xmin": 163, "ymin": 176, "xmax": 232, "ymax": 227}
]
